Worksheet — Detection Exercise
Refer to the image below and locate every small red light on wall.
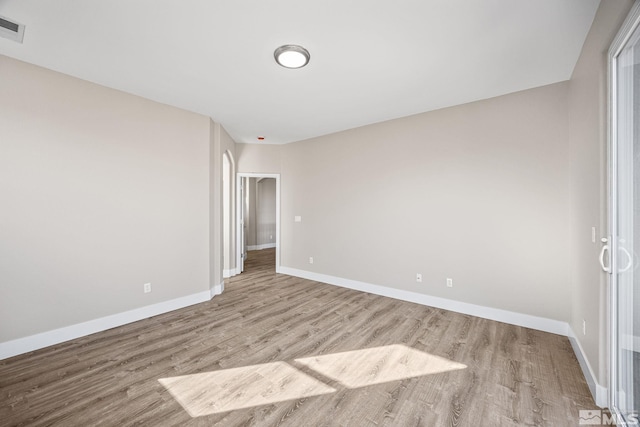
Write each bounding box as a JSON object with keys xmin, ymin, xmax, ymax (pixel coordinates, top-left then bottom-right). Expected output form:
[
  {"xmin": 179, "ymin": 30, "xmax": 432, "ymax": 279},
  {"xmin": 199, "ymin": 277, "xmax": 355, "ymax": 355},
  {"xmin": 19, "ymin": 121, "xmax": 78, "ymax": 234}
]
[{"xmin": 257, "ymin": 136, "xmax": 265, "ymax": 141}]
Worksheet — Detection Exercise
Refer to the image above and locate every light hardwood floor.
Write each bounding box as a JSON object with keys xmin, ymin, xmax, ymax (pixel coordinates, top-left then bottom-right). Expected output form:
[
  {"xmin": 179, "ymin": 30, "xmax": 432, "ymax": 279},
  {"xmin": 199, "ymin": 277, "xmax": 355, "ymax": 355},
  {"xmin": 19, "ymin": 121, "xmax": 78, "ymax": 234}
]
[{"xmin": 0, "ymin": 249, "xmax": 595, "ymax": 426}]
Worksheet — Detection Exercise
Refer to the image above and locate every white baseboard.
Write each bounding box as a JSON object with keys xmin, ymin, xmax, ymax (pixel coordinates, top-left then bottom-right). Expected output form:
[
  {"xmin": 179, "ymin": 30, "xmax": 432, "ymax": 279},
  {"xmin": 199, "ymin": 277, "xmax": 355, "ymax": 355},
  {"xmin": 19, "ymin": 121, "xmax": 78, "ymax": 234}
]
[
  {"xmin": 2, "ymin": 266, "xmax": 605, "ymax": 410},
  {"xmin": 0, "ymin": 290, "xmax": 212, "ymax": 361},
  {"xmin": 223, "ymin": 268, "xmax": 237, "ymax": 279},
  {"xmin": 225, "ymin": 267, "xmax": 242, "ymax": 277},
  {"xmin": 279, "ymin": 267, "xmax": 569, "ymax": 336},
  {"xmin": 211, "ymin": 281, "xmax": 224, "ymax": 298},
  {"xmin": 568, "ymin": 327, "xmax": 608, "ymax": 407},
  {"xmin": 279, "ymin": 267, "xmax": 611, "ymax": 405},
  {"xmin": 247, "ymin": 243, "xmax": 276, "ymax": 251}
]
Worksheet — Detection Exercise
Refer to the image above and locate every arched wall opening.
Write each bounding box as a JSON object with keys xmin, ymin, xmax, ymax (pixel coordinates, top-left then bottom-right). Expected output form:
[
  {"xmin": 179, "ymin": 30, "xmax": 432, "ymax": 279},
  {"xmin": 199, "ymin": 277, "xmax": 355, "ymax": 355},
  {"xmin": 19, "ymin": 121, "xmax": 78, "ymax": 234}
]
[{"xmin": 222, "ymin": 150, "xmax": 237, "ymax": 278}]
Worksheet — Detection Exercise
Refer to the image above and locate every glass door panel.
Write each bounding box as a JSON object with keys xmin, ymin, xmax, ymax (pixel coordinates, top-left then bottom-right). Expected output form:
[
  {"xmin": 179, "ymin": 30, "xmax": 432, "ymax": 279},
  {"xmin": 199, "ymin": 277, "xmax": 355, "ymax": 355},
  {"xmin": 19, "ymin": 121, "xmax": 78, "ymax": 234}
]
[{"xmin": 612, "ymin": 12, "xmax": 640, "ymax": 424}]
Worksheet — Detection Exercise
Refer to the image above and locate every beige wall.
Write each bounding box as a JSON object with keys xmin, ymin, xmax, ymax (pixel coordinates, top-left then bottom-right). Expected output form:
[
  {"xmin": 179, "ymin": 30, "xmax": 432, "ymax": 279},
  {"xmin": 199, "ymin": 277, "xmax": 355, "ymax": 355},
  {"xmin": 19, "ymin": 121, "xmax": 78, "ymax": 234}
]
[
  {"xmin": 568, "ymin": 0, "xmax": 634, "ymax": 386},
  {"xmin": 209, "ymin": 120, "xmax": 222, "ymax": 290},
  {"xmin": 234, "ymin": 1, "xmax": 635, "ymax": 397},
  {"xmin": 236, "ymin": 143, "xmax": 282, "ymax": 174},
  {"xmin": 244, "ymin": 177, "xmax": 276, "ymax": 248},
  {"xmin": 209, "ymin": 121, "xmax": 238, "ymax": 286},
  {"xmin": 246, "ymin": 178, "xmax": 258, "ymax": 247},
  {"xmin": 0, "ymin": 55, "xmax": 212, "ymax": 342},
  {"xmin": 241, "ymin": 81, "xmax": 572, "ymax": 321},
  {"xmin": 3, "ymin": 2, "xmax": 633, "ymax": 390},
  {"xmin": 222, "ymin": 151, "xmax": 235, "ymax": 274},
  {"xmin": 220, "ymin": 128, "xmax": 237, "ymax": 278},
  {"xmin": 256, "ymin": 179, "xmax": 277, "ymax": 246}
]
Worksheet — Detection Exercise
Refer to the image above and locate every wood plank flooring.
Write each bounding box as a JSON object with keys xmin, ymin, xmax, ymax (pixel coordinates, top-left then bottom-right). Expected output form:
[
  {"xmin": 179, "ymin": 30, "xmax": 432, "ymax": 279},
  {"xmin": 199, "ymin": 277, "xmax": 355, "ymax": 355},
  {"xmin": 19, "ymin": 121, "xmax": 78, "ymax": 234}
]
[{"xmin": 0, "ymin": 249, "xmax": 596, "ymax": 426}]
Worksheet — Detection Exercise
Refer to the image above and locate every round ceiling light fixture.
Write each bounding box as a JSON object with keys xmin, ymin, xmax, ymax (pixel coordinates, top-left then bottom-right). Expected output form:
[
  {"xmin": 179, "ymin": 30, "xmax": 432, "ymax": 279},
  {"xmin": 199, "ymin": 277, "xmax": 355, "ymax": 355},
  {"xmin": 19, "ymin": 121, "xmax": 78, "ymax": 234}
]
[{"xmin": 274, "ymin": 44, "xmax": 310, "ymax": 69}]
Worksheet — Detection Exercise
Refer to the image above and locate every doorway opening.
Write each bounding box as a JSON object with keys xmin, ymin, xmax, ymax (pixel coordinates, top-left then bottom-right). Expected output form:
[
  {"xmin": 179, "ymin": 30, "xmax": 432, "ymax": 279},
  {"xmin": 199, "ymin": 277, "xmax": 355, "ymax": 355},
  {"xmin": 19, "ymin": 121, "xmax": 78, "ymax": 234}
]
[{"xmin": 237, "ymin": 173, "xmax": 280, "ymax": 274}]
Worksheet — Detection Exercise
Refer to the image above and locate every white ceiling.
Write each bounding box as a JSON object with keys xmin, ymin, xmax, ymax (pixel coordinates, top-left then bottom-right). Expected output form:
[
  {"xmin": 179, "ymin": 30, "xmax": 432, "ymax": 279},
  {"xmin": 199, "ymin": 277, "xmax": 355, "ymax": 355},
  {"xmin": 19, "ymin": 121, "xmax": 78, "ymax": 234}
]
[{"xmin": 0, "ymin": 0, "xmax": 600, "ymax": 145}]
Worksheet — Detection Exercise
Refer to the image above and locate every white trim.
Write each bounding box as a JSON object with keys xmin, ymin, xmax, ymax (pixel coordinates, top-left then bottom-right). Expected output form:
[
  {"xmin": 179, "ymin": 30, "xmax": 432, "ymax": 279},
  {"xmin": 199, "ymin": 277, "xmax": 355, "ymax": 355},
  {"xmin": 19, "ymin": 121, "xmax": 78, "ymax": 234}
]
[
  {"xmin": 278, "ymin": 267, "xmax": 610, "ymax": 400},
  {"xmin": 609, "ymin": 1, "xmax": 640, "ymax": 59},
  {"xmin": 211, "ymin": 281, "xmax": 224, "ymax": 298},
  {"xmin": 247, "ymin": 243, "xmax": 276, "ymax": 251},
  {"xmin": 0, "ymin": 290, "xmax": 212, "ymax": 361},
  {"xmin": 568, "ymin": 327, "xmax": 608, "ymax": 407},
  {"xmin": 279, "ymin": 267, "xmax": 568, "ymax": 336},
  {"xmin": 223, "ymin": 267, "xmax": 242, "ymax": 278},
  {"xmin": 223, "ymin": 269, "xmax": 238, "ymax": 278}
]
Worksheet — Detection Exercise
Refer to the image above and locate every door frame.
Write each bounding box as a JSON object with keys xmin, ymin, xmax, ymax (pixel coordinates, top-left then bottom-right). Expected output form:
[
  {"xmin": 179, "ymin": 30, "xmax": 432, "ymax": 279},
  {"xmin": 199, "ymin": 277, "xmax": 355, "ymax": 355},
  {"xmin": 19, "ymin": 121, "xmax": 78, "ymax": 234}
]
[
  {"xmin": 608, "ymin": 2, "xmax": 640, "ymax": 422},
  {"xmin": 236, "ymin": 172, "xmax": 281, "ymax": 273}
]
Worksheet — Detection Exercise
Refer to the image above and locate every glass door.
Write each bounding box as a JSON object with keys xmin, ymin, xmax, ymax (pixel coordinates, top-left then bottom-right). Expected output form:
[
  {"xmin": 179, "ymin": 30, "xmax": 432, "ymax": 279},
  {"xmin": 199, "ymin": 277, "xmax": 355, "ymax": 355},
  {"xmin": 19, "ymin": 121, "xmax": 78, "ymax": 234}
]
[{"xmin": 610, "ymin": 4, "xmax": 640, "ymax": 425}]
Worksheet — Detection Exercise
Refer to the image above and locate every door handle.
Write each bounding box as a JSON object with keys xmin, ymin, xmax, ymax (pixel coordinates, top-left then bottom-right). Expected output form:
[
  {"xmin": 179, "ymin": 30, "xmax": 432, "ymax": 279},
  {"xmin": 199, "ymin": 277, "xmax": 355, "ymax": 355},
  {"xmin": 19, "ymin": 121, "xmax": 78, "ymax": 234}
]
[{"xmin": 599, "ymin": 237, "xmax": 611, "ymax": 273}]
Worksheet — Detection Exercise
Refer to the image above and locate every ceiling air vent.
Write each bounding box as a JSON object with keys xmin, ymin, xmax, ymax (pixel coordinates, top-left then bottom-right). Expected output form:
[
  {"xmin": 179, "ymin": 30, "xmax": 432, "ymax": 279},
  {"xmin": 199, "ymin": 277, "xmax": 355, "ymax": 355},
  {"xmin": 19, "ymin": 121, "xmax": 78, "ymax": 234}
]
[{"xmin": 0, "ymin": 15, "xmax": 25, "ymax": 43}]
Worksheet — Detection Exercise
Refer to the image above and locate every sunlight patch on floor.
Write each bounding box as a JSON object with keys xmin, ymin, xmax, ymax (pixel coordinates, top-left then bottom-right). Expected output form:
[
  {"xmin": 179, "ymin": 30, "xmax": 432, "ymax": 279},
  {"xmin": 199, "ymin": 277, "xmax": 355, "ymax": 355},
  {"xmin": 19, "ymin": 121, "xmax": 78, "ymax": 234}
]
[
  {"xmin": 295, "ymin": 344, "xmax": 467, "ymax": 388},
  {"xmin": 158, "ymin": 361, "xmax": 336, "ymax": 416},
  {"xmin": 159, "ymin": 345, "xmax": 466, "ymax": 417}
]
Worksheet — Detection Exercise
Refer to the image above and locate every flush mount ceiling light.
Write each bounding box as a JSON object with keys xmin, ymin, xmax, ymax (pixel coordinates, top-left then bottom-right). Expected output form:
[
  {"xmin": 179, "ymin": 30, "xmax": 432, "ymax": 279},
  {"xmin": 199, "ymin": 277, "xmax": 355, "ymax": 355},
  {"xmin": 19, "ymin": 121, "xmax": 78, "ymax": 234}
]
[{"xmin": 274, "ymin": 45, "xmax": 310, "ymax": 69}]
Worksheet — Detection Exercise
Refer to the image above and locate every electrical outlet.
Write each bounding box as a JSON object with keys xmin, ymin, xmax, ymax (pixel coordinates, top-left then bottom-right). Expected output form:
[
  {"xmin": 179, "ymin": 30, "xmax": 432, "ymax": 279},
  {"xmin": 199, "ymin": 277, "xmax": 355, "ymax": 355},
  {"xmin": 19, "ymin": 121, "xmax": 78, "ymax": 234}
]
[
  {"xmin": 583, "ymin": 319, "xmax": 586, "ymax": 336},
  {"xmin": 446, "ymin": 278, "xmax": 453, "ymax": 288},
  {"xmin": 416, "ymin": 273, "xmax": 422, "ymax": 283},
  {"xmin": 309, "ymin": 257, "xmax": 314, "ymax": 264},
  {"xmin": 144, "ymin": 283, "xmax": 152, "ymax": 293}
]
